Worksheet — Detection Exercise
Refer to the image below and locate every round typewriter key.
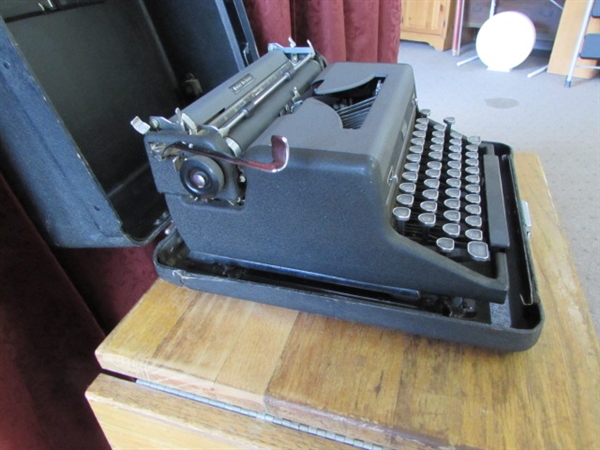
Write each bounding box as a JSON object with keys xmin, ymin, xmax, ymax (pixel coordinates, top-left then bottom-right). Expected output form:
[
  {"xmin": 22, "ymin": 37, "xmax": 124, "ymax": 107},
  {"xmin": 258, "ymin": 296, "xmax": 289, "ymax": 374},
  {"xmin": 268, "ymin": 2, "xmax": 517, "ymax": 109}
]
[
  {"xmin": 465, "ymin": 144, "xmax": 479, "ymax": 152},
  {"xmin": 445, "ymin": 188, "xmax": 461, "ymax": 199},
  {"xmin": 448, "ymin": 152, "xmax": 461, "ymax": 161},
  {"xmin": 443, "ymin": 223, "xmax": 461, "ymax": 238},
  {"xmin": 467, "ymin": 241, "xmax": 490, "ymax": 261},
  {"xmin": 443, "ymin": 117, "xmax": 455, "ymax": 126},
  {"xmin": 449, "ymin": 139, "xmax": 462, "ymax": 147},
  {"xmin": 418, "ymin": 212, "xmax": 436, "ymax": 227},
  {"xmin": 432, "ymin": 131, "xmax": 445, "ymax": 139},
  {"xmin": 465, "ymin": 215, "xmax": 483, "ymax": 228},
  {"xmin": 422, "ymin": 189, "xmax": 439, "ymax": 201},
  {"xmin": 429, "ymin": 152, "xmax": 443, "ymax": 161},
  {"xmin": 427, "ymin": 161, "xmax": 442, "ymax": 170},
  {"xmin": 425, "ymin": 168, "xmax": 441, "ymax": 179},
  {"xmin": 448, "ymin": 160, "xmax": 461, "ymax": 170},
  {"xmin": 443, "ymin": 210, "xmax": 461, "ymax": 222},
  {"xmin": 404, "ymin": 162, "xmax": 419, "ymax": 172},
  {"xmin": 393, "ymin": 207, "xmax": 411, "ymax": 234},
  {"xmin": 465, "ymin": 175, "xmax": 480, "ymax": 184},
  {"xmin": 467, "ymin": 136, "xmax": 481, "ymax": 145},
  {"xmin": 465, "ymin": 151, "xmax": 479, "ymax": 160},
  {"xmin": 446, "ymin": 178, "xmax": 461, "ymax": 189},
  {"xmin": 447, "ymin": 168, "xmax": 461, "ymax": 179},
  {"xmin": 399, "ymin": 182, "xmax": 416, "ymax": 194},
  {"xmin": 409, "ymin": 145, "xmax": 424, "ymax": 154},
  {"xmin": 465, "ymin": 193, "xmax": 481, "ymax": 204},
  {"xmin": 449, "ymin": 145, "xmax": 462, "ymax": 153},
  {"xmin": 465, "ymin": 158, "xmax": 479, "ymax": 167},
  {"xmin": 411, "ymin": 138, "xmax": 425, "ymax": 146},
  {"xmin": 420, "ymin": 109, "xmax": 431, "ymax": 117},
  {"xmin": 429, "ymin": 144, "xmax": 443, "ymax": 152},
  {"xmin": 465, "ymin": 184, "xmax": 480, "ymax": 194},
  {"xmin": 413, "ymin": 130, "xmax": 426, "ymax": 138},
  {"xmin": 434, "ymin": 123, "xmax": 447, "ymax": 132},
  {"xmin": 444, "ymin": 198, "xmax": 460, "ymax": 210},
  {"xmin": 465, "ymin": 167, "xmax": 480, "ymax": 176},
  {"xmin": 415, "ymin": 123, "xmax": 427, "ymax": 131},
  {"xmin": 465, "ymin": 229, "xmax": 483, "ymax": 241},
  {"xmin": 406, "ymin": 154, "xmax": 421, "ymax": 163},
  {"xmin": 420, "ymin": 201, "xmax": 438, "ymax": 213},
  {"xmin": 431, "ymin": 137, "xmax": 444, "ymax": 145},
  {"xmin": 465, "ymin": 204, "xmax": 482, "ymax": 215},
  {"xmin": 402, "ymin": 172, "xmax": 418, "ymax": 182},
  {"xmin": 396, "ymin": 194, "xmax": 414, "ymax": 207},
  {"xmin": 416, "ymin": 117, "xmax": 429, "ymax": 125},
  {"xmin": 436, "ymin": 237, "xmax": 455, "ymax": 254},
  {"xmin": 424, "ymin": 179, "xmax": 440, "ymax": 189},
  {"xmin": 450, "ymin": 131, "xmax": 463, "ymax": 139}
]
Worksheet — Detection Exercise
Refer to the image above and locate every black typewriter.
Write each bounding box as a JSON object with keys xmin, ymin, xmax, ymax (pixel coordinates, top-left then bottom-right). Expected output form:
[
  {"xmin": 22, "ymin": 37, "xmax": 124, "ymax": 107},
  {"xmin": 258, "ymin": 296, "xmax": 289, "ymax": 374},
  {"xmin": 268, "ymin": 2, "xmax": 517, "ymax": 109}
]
[{"xmin": 133, "ymin": 42, "xmax": 543, "ymax": 351}]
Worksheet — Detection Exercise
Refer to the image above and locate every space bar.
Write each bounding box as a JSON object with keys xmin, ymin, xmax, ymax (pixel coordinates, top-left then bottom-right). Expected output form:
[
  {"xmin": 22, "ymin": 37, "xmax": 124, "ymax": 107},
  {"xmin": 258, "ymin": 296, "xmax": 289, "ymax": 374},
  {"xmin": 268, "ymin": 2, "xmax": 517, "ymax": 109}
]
[{"xmin": 483, "ymin": 154, "xmax": 510, "ymax": 249}]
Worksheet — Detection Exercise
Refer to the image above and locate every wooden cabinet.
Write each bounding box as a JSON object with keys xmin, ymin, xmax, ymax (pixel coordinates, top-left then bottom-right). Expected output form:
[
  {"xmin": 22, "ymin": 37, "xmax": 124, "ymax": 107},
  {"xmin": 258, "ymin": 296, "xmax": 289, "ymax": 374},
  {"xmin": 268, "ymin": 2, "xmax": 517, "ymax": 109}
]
[
  {"xmin": 400, "ymin": 0, "xmax": 456, "ymax": 51},
  {"xmin": 85, "ymin": 155, "xmax": 599, "ymax": 450}
]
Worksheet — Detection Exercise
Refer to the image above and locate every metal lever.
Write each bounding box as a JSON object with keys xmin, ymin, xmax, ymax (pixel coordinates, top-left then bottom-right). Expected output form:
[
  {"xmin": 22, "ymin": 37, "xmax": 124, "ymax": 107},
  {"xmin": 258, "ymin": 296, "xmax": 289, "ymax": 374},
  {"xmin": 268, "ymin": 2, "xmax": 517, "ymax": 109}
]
[
  {"xmin": 146, "ymin": 130, "xmax": 289, "ymax": 173},
  {"xmin": 182, "ymin": 135, "xmax": 290, "ymax": 173}
]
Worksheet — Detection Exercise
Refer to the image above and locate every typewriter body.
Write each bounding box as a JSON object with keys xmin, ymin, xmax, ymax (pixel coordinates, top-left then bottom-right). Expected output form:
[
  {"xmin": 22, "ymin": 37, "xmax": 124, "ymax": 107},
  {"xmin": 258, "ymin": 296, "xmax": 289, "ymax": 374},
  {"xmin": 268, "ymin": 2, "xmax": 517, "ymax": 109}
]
[{"xmin": 137, "ymin": 43, "xmax": 543, "ymax": 351}]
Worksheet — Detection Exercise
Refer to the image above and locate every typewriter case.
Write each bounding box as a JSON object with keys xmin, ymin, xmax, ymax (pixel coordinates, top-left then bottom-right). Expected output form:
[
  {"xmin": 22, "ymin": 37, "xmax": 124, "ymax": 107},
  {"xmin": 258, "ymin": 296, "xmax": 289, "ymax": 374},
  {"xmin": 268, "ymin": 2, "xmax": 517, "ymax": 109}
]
[{"xmin": 0, "ymin": 2, "xmax": 543, "ymax": 352}]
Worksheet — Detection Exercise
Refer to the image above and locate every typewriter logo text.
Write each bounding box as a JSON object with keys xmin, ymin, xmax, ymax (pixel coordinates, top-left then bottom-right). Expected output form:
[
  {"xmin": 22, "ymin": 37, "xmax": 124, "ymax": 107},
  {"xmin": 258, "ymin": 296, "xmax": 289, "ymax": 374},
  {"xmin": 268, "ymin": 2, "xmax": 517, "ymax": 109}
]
[{"xmin": 230, "ymin": 74, "xmax": 255, "ymax": 94}]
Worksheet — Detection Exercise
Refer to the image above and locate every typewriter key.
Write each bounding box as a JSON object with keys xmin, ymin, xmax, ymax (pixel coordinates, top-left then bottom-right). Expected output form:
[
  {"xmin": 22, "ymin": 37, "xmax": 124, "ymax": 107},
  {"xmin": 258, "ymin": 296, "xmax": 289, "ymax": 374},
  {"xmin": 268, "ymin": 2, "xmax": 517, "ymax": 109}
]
[
  {"xmin": 427, "ymin": 161, "xmax": 442, "ymax": 170},
  {"xmin": 402, "ymin": 172, "xmax": 418, "ymax": 182},
  {"xmin": 443, "ymin": 210, "xmax": 461, "ymax": 223},
  {"xmin": 429, "ymin": 152, "xmax": 443, "ymax": 162},
  {"xmin": 468, "ymin": 241, "xmax": 490, "ymax": 261},
  {"xmin": 409, "ymin": 145, "xmax": 424, "ymax": 154},
  {"xmin": 448, "ymin": 153, "xmax": 461, "ymax": 161},
  {"xmin": 446, "ymin": 178, "xmax": 461, "ymax": 189},
  {"xmin": 467, "ymin": 136, "xmax": 482, "ymax": 145},
  {"xmin": 466, "ymin": 144, "xmax": 479, "ymax": 152},
  {"xmin": 465, "ymin": 158, "xmax": 479, "ymax": 167},
  {"xmin": 396, "ymin": 194, "xmax": 414, "ymax": 207},
  {"xmin": 445, "ymin": 188, "xmax": 461, "ymax": 199},
  {"xmin": 434, "ymin": 124, "xmax": 447, "ymax": 132},
  {"xmin": 424, "ymin": 179, "xmax": 440, "ymax": 189},
  {"xmin": 432, "ymin": 130, "xmax": 445, "ymax": 139},
  {"xmin": 413, "ymin": 130, "xmax": 426, "ymax": 138},
  {"xmin": 431, "ymin": 137, "xmax": 444, "ymax": 145},
  {"xmin": 465, "ymin": 184, "xmax": 480, "ymax": 194},
  {"xmin": 466, "ymin": 215, "xmax": 483, "ymax": 228},
  {"xmin": 393, "ymin": 207, "xmax": 411, "ymax": 234},
  {"xmin": 465, "ymin": 204, "xmax": 482, "ymax": 215},
  {"xmin": 443, "ymin": 223, "xmax": 461, "ymax": 238},
  {"xmin": 399, "ymin": 182, "xmax": 416, "ymax": 194},
  {"xmin": 420, "ymin": 201, "xmax": 438, "ymax": 213},
  {"xmin": 422, "ymin": 189, "xmax": 439, "ymax": 201},
  {"xmin": 465, "ymin": 194, "xmax": 481, "ymax": 204},
  {"xmin": 448, "ymin": 160, "xmax": 461, "ymax": 170},
  {"xmin": 449, "ymin": 145, "xmax": 462, "ymax": 153},
  {"xmin": 406, "ymin": 154, "xmax": 421, "ymax": 163},
  {"xmin": 447, "ymin": 169, "xmax": 461, "ymax": 179},
  {"xmin": 449, "ymin": 139, "xmax": 462, "ymax": 147},
  {"xmin": 404, "ymin": 162, "xmax": 419, "ymax": 172},
  {"xmin": 465, "ymin": 167, "xmax": 480, "ymax": 176},
  {"xmin": 465, "ymin": 175, "xmax": 480, "ymax": 184},
  {"xmin": 465, "ymin": 229, "xmax": 483, "ymax": 241},
  {"xmin": 450, "ymin": 131, "xmax": 463, "ymax": 140},
  {"xmin": 444, "ymin": 199, "xmax": 461, "ymax": 210},
  {"xmin": 437, "ymin": 237, "xmax": 455, "ymax": 254}
]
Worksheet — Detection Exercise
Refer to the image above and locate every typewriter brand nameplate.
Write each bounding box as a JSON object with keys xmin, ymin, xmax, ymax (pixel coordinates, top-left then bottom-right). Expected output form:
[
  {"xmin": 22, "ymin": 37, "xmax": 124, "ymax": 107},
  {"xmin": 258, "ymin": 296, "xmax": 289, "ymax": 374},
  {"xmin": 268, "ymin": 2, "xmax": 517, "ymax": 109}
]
[{"xmin": 230, "ymin": 74, "xmax": 255, "ymax": 94}]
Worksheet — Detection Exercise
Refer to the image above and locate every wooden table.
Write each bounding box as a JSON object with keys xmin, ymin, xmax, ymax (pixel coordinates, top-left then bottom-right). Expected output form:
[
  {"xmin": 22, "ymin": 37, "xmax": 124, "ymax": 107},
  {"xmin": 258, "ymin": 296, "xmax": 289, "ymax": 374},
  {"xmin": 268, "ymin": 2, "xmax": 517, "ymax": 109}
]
[{"xmin": 86, "ymin": 153, "xmax": 599, "ymax": 450}]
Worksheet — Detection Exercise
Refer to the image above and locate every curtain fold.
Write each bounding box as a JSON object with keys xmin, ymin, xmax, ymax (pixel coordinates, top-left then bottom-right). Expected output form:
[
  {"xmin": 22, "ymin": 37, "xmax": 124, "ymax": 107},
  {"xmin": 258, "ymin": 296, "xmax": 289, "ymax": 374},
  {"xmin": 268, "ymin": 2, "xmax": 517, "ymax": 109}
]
[{"xmin": 244, "ymin": 0, "xmax": 402, "ymax": 63}]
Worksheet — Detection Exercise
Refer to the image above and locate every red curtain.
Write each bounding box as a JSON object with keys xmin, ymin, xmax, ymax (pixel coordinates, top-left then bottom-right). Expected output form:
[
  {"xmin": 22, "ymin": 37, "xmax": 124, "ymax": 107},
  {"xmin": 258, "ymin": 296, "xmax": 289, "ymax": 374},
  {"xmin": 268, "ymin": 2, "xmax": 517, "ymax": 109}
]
[{"xmin": 244, "ymin": 0, "xmax": 402, "ymax": 63}]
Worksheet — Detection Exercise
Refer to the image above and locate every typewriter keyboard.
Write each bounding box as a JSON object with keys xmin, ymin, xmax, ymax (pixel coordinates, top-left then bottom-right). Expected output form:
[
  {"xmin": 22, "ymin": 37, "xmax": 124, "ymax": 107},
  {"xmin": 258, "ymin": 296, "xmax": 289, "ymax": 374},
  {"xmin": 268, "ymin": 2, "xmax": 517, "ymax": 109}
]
[{"xmin": 392, "ymin": 110, "xmax": 509, "ymax": 264}]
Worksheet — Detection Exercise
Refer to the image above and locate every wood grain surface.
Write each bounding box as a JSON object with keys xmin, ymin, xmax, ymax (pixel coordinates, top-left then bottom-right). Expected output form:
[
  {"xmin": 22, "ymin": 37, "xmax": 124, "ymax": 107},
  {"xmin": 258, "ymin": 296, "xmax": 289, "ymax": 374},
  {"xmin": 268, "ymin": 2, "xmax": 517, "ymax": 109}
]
[{"xmin": 94, "ymin": 153, "xmax": 599, "ymax": 450}]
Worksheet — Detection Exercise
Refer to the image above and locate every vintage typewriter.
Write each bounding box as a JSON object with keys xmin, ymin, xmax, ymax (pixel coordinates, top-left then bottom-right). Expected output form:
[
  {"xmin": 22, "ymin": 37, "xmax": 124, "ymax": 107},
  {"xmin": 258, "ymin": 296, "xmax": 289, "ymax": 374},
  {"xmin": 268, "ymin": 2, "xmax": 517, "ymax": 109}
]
[{"xmin": 134, "ymin": 42, "xmax": 543, "ymax": 351}]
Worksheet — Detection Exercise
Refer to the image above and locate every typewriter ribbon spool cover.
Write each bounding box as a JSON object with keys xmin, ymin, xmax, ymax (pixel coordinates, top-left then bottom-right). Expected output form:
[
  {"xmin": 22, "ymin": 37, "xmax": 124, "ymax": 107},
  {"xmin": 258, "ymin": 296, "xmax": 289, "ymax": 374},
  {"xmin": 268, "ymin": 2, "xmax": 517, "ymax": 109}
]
[{"xmin": 135, "ymin": 42, "xmax": 543, "ymax": 351}]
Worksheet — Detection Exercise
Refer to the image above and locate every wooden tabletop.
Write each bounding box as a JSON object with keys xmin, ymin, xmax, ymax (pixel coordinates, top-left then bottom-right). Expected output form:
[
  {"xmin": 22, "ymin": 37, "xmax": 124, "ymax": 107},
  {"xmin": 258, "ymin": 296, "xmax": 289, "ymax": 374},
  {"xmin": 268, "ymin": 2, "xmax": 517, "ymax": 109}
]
[{"xmin": 91, "ymin": 153, "xmax": 599, "ymax": 450}]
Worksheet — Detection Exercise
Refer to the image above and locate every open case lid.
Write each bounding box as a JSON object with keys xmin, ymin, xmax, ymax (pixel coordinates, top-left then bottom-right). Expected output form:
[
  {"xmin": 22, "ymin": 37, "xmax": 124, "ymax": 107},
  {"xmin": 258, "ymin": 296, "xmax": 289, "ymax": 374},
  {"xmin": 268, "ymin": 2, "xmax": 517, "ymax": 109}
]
[{"xmin": 0, "ymin": 0, "xmax": 257, "ymax": 247}]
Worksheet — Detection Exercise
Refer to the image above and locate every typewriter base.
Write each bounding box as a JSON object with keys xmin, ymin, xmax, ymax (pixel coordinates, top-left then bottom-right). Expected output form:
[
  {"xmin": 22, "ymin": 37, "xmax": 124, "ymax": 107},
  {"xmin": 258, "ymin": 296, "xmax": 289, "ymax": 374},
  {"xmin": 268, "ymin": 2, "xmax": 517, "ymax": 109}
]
[{"xmin": 155, "ymin": 231, "xmax": 542, "ymax": 352}]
